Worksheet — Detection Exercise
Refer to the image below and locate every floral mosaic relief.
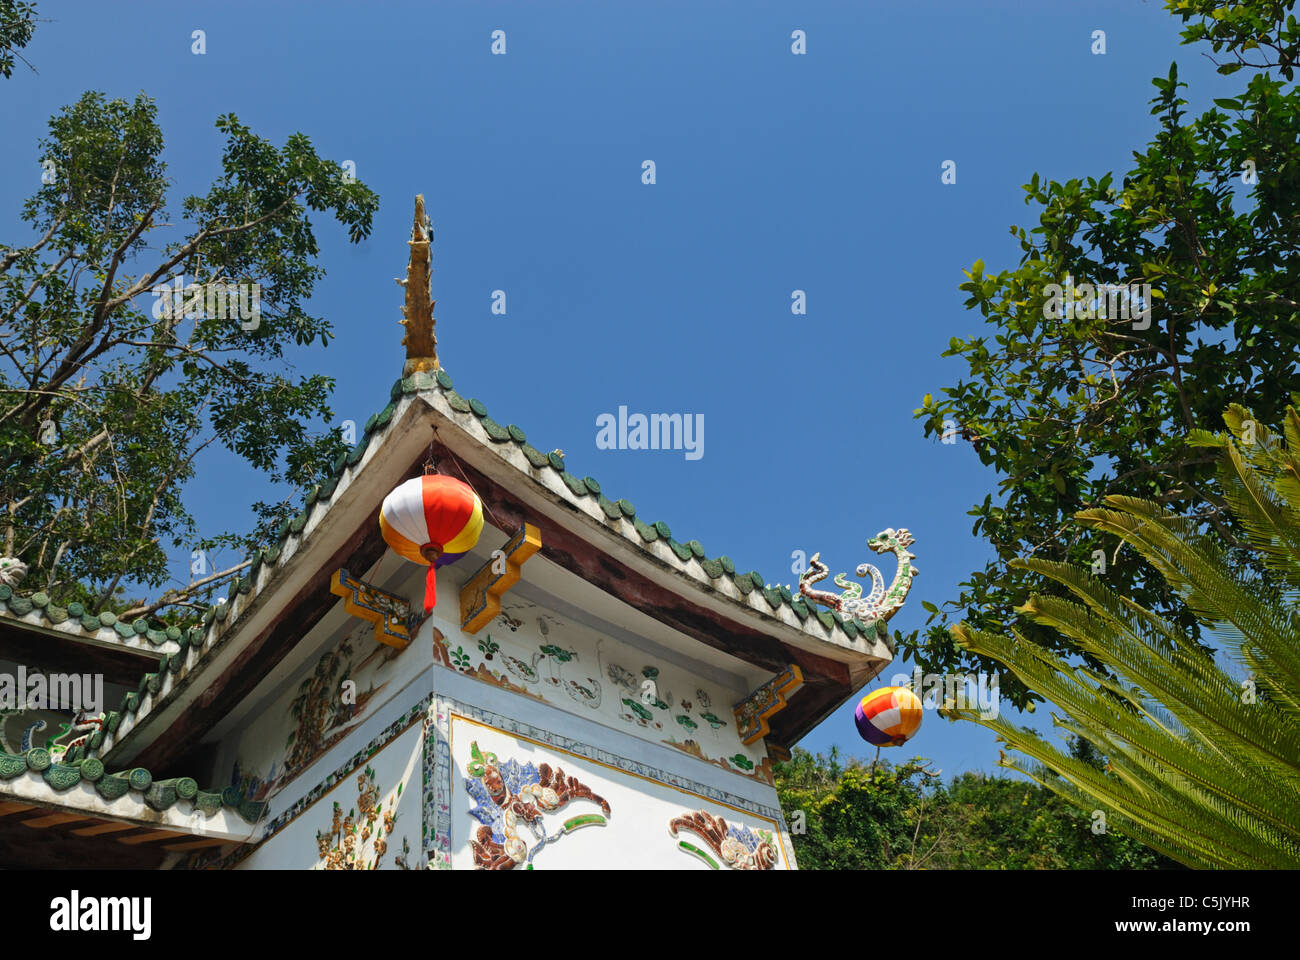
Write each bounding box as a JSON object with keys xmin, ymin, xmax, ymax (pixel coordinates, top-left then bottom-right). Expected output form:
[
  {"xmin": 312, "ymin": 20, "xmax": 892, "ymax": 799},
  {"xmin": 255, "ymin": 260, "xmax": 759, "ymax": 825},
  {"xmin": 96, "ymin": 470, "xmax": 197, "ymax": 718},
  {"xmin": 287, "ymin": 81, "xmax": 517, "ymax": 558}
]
[
  {"xmin": 315, "ymin": 765, "xmax": 414, "ymax": 870},
  {"xmin": 464, "ymin": 741, "xmax": 610, "ymax": 870},
  {"xmin": 668, "ymin": 810, "xmax": 778, "ymax": 870}
]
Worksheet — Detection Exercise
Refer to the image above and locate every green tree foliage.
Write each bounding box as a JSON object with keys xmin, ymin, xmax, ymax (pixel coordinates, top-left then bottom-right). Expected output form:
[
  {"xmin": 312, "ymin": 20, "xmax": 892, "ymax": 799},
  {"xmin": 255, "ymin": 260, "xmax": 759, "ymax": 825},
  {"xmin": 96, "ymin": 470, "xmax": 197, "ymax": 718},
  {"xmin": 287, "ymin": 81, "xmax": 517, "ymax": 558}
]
[
  {"xmin": 0, "ymin": 91, "xmax": 378, "ymax": 616},
  {"xmin": 776, "ymin": 746, "xmax": 1175, "ymax": 869},
  {"xmin": 944, "ymin": 405, "xmax": 1300, "ymax": 868},
  {"xmin": 912, "ymin": 0, "xmax": 1300, "ymax": 708},
  {"xmin": 0, "ymin": 0, "xmax": 37, "ymax": 79}
]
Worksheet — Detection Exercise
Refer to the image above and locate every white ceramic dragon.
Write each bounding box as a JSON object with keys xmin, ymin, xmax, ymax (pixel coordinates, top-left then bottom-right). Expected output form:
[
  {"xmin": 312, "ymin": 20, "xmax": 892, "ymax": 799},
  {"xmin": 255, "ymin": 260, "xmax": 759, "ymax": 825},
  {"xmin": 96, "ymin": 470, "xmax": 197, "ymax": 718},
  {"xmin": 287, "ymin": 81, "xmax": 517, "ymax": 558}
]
[
  {"xmin": 0, "ymin": 557, "xmax": 28, "ymax": 589},
  {"xmin": 798, "ymin": 528, "xmax": 918, "ymax": 629}
]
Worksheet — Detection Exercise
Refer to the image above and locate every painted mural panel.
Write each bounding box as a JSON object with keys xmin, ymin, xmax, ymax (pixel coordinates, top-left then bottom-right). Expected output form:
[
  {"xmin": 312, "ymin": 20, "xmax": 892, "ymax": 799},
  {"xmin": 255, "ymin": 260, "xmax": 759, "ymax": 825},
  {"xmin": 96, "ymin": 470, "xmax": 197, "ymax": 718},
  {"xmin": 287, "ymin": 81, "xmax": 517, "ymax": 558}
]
[
  {"xmin": 428, "ymin": 595, "xmax": 775, "ymax": 785},
  {"xmin": 233, "ymin": 721, "xmax": 424, "ymax": 870},
  {"xmin": 438, "ymin": 711, "xmax": 793, "ymax": 870},
  {"xmin": 227, "ymin": 621, "xmax": 419, "ymax": 803}
]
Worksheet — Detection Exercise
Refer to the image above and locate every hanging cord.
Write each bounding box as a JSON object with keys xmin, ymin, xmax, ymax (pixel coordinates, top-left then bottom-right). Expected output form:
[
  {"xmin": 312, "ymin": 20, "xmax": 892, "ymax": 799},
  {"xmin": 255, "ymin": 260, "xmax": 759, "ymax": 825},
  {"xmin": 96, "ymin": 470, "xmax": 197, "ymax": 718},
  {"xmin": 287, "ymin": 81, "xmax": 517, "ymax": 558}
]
[{"xmin": 428, "ymin": 424, "xmax": 507, "ymax": 532}]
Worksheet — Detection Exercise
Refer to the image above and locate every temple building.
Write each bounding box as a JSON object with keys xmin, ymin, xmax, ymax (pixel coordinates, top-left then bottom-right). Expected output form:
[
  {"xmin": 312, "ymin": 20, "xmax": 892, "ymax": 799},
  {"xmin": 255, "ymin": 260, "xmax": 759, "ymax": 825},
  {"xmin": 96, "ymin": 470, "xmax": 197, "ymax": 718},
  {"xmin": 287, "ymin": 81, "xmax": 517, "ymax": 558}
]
[{"xmin": 0, "ymin": 197, "xmax": 913, "ymax": 869}]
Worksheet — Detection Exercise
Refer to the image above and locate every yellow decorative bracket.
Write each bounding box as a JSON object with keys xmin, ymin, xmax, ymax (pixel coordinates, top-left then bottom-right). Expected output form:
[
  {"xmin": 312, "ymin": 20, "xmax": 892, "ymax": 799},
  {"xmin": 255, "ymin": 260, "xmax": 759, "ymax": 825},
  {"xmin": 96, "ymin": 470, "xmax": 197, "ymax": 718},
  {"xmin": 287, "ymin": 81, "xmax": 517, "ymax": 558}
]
[
  {"xmin": 459, "ymin": 523, "xmax": 542, "ymax": 634},
  {"xmin": 330, "ymin": 568, "xmax": 416, "ymax": 650},
  {"xmin": 733, "ymin": 665, "xmax": 803, "ymax": 745}
]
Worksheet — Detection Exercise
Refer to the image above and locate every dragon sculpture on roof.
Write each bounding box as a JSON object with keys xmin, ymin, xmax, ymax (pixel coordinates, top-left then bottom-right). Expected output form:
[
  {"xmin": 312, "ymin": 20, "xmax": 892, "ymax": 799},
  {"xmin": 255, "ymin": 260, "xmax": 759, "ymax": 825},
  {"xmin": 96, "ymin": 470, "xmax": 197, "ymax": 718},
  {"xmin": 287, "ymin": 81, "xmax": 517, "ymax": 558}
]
[{"xmin": 798, "ymin": 528, "xmax": 918, "ymax": 637}]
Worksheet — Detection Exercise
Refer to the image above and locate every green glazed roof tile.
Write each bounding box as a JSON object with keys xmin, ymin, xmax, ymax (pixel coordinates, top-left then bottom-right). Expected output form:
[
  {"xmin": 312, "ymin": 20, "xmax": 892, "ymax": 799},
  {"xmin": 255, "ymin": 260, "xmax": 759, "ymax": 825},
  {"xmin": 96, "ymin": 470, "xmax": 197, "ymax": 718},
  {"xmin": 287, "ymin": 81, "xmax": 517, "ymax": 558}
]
[
  {"xmin": 482, "ymin": 417, "xmax": 510, "ymax": 441},
  {"xmin": 0, "ymin": 754, "xmax": 26, "ymax": 778},
  {"xmin": 436, "ymin": 369, "xmax": 454, "ymax": 390},
  {"xmin": 521, "ymin": 443, "xmax": 550, "ymax": 468},
  {"xmin": 80, "ymin": 757, "xmax": 104, "ymax": 782},
  {"xmin": 44, "ymin": 763, "xmax": 81, "ymax": 791},
  {"xmin": 561, "ymin": 472, "xmax": 588, "ymax": 497},
  {"xmin": 468, "ymin": 398, "xmax": 488, "ymax": 417},
  {"xmin": 144, "ymin": 782, "xmax": 175, "ymax": 811},
  {"xmin": 95, "ymin": 775, "xmax": 130, "ymax": 801}
]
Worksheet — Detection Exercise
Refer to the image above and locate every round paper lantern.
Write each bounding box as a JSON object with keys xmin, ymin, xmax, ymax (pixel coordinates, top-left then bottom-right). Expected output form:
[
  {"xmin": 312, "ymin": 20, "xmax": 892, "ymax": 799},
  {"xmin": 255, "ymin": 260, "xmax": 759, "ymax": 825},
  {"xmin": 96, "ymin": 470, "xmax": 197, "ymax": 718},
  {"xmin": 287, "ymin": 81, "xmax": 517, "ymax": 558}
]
[
  {"xmin": 855, "ymin": 686, "xmax": 922, "ymax": 747},
  {"xmin": 379, "ymin": 473, "xmax": 484, "ymax": 613}
]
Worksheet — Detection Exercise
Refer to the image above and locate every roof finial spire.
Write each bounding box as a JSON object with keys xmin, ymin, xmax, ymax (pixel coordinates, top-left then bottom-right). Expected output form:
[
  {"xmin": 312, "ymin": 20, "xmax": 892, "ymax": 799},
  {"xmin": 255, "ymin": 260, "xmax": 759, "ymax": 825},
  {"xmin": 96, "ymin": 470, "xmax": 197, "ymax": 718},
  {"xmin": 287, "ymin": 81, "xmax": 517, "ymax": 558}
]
[{"xmin": 397, "ymin": 194, "xmax": 438, "ymax": 375}]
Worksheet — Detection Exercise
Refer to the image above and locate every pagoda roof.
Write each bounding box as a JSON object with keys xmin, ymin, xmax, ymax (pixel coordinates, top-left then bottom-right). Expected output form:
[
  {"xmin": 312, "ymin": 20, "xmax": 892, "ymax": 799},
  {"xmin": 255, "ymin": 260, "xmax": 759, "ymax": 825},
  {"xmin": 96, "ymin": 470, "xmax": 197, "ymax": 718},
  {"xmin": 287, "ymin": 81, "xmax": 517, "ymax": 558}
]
[{"xmin": 57, "ymin": 366, "xmax": 889, "ymax": 775}]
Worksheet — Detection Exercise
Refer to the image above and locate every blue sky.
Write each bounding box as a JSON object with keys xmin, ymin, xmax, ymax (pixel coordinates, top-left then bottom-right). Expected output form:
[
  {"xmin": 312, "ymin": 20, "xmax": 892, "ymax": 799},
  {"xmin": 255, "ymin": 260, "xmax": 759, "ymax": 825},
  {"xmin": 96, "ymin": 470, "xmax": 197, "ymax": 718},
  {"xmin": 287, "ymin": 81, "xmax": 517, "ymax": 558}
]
[{"xmin": 1, "ymin": 0, "xmax": 1243, "ymax": 779}]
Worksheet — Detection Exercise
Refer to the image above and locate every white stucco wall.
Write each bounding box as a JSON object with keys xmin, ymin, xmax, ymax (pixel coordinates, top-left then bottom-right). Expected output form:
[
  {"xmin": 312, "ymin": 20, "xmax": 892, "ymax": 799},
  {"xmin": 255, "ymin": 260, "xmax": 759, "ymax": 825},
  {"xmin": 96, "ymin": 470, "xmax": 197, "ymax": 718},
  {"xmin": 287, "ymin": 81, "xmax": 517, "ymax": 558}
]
[{"xmin": 213, "ymin": 582, "xmax": 795, "ymax": 870}]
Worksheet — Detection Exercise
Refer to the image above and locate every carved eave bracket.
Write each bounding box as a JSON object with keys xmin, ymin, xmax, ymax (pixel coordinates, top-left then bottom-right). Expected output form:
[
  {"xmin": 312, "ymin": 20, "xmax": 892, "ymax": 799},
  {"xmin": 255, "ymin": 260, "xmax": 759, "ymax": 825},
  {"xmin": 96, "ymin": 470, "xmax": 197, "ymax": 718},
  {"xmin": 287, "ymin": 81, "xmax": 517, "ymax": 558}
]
[
  {"xmin": 398, "ymin": 193, "xmax": 438, "ymax": 376},
  {"xmin": 733, "ymin": 665, "xmax": 803, "ymax": 746},
  {"xmin": 329, "ymin": 568, "xmax": 417, "ymax": 650},
  {"xmin": 459, "ymin": 523, "xmax": 542, "ymax": 634}
]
